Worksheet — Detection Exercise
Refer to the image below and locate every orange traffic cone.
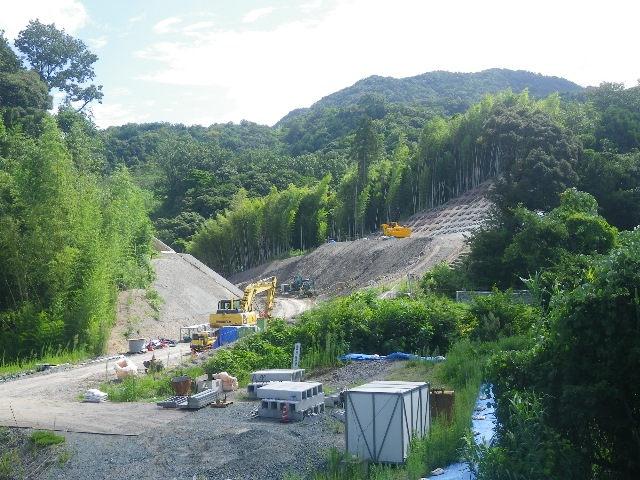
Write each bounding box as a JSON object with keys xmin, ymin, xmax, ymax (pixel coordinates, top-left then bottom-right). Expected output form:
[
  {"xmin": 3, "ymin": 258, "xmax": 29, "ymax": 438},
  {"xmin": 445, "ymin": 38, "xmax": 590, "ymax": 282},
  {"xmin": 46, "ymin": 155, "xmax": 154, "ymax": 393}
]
[{"xmin": 280, "ymin": 403, "xmax": 292, "ymax": 423}]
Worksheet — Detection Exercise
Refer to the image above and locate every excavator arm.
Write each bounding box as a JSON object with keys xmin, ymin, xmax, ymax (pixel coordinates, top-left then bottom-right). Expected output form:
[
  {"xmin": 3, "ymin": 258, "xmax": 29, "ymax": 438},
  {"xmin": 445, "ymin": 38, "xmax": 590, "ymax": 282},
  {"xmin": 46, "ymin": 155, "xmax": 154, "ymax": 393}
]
[
  {"xmin": 211, "ymin": 276, "xmax": 277, "ymax": 329},
  {"xmin": 240, "ymin": 276, "xmax": 277, "ymax": 316}
]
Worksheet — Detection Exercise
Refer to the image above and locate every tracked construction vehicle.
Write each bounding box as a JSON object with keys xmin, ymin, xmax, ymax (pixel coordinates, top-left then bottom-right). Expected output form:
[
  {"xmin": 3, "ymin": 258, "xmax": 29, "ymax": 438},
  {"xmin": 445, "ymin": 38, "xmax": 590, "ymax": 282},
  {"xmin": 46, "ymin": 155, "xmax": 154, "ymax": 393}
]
[
  {"xmin": 209, "ymin": 276, "xmax": 277, "ymax": 329},
  {"xmin": 281, "ymin": 275, "xmax": 315, "ymax": 297},
  {"xmin": 381, "ymin": 221, "xmax": 412, "ymax": 238}
]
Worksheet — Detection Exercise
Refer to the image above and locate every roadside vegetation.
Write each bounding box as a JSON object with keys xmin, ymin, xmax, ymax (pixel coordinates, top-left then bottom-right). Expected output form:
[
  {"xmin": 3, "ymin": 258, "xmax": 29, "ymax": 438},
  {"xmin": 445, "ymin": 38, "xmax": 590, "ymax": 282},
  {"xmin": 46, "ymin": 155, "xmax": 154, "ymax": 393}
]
[
  {"xmin": 0, "ymin": 428, "xmax": 67, "ymax": 478},
  {"xmin": 98, "ymin": 287, "xmax": 536, "ymax": 479}
]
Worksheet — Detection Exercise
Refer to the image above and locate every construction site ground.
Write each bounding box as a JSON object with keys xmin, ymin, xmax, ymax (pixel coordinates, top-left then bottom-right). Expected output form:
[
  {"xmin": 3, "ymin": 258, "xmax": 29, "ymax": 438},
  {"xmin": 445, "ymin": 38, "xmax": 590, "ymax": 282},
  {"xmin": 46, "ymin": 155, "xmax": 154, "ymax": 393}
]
[{"xmin": 0, "ymin": 182, "xmax": 492, "ymax": 479}]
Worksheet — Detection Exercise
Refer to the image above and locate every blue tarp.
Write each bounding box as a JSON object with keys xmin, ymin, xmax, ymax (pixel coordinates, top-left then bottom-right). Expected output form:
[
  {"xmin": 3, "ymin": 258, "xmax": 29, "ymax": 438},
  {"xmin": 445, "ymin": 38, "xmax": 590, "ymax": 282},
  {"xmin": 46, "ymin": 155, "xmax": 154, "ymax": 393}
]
[
  {"xmin": 213, "ymin": 326, "xmax": 240, "ymax": 348},
  {"xmin": 339, "ymin": 352, "xmax": 446, "ymax": 362},
  {"xmin": 213, "ymin": 325, "xmax": 260, "ymax": 348}
]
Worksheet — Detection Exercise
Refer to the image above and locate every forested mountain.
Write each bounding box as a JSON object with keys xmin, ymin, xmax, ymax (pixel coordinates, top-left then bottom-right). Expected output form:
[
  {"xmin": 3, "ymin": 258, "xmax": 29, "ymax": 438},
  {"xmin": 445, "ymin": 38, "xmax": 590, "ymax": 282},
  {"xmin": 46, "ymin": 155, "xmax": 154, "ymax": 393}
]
[
  {"xmin": 102, "ymin": 82, "xmax": 640, "ymax": 279},
  {"xmin": 278, "ymin": 68, "xmax": 584, "ymax": 123}
]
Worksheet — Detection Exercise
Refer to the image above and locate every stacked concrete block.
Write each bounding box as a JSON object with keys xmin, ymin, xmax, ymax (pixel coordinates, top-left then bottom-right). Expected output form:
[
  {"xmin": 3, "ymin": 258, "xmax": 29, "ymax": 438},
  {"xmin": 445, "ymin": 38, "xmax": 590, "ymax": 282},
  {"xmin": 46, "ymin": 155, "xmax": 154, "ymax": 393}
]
[
  {"xmin": 246, "ymin": 368, "xmax": 305, "ymax": 399},
  {"xmin": 186, "ymin": 389, "xmax": 218, "ymax": 409},
  {"xmin": 195, "ymin": 376, "xmax": 222, "ymax": 394},
  {"xmin": 257, "ymin": 381, "xmax": 324, "ymax": 421}
]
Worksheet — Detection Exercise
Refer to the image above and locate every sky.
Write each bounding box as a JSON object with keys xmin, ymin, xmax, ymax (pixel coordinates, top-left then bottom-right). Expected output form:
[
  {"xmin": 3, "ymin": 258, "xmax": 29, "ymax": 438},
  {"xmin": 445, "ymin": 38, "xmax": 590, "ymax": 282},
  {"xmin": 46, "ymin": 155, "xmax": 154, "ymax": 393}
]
[{"xmin": 1, "ymin": 0, "xmax": 637, "ymax": 129}]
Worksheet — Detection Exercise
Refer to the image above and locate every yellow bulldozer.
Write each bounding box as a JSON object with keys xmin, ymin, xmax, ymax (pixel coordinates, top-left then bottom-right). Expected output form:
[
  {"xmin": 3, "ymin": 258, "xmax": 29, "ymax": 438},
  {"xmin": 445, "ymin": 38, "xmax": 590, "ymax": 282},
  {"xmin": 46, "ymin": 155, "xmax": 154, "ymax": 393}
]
[
  {"xmin": 190, "ymin": 330, "xmax": 216, "ymax": 352},
  {"xmin": 209, "ymin": 276, "xmax": 277, "ymax": 329},
  {"xmin": 381, "ymin": 221, "xmax": 412, "ymax": 238}
]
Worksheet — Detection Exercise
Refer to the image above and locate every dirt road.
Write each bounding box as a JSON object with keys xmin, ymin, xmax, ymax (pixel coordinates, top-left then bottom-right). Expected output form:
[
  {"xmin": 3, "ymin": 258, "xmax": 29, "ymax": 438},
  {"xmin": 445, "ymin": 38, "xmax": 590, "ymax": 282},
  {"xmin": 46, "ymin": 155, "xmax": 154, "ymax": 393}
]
[{"xmin": 0, "ymin": 345, "xmax": 192, "ymax": 435}]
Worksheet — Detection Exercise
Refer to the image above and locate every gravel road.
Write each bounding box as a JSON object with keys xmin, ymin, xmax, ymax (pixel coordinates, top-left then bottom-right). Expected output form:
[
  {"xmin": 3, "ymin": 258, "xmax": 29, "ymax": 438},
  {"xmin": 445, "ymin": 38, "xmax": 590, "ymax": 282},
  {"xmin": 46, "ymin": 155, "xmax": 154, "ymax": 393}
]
[
  {"xmin": 21, "ymin": 360, "xmax": 402, "ymax": 480},
  {"xmin": 0, "ymin": 344, "xmax": 193, "ymax": 435}
]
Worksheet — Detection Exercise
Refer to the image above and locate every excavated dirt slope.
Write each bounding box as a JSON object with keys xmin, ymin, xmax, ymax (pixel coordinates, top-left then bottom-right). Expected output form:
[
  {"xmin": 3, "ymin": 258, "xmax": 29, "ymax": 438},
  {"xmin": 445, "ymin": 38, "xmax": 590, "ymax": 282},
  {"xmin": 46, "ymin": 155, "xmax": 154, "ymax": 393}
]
[
  {"xmin": 109, "ymin": 180, "xmax": 493, "ymax": 351},
  {"xmin": 229, "ymin": 181, "xmax": 493, "ymax": 300},
  {"xmin": 108, "ymin": 253, "xmax": 244, "ymax": 353}
]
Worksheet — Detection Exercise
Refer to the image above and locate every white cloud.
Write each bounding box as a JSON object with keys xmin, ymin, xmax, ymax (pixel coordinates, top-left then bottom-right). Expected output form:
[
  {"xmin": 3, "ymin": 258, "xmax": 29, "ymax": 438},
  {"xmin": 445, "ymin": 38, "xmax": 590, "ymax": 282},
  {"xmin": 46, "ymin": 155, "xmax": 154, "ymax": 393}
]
[
  {"xmin": 183, "ymin": 21, "xmax": 216, "ymax": 34},
  {"xmin": 91, "ymin": 102, "xmax": 148, "ymax": 129},
  {"xmin": 0, "ymin": 0, "xmax": 88, "ymax": 40},
  {"xmin": 299, "ymin": 0, "xmax": 323, "ymax": 13},
  {"xmin": 243, "ymin": 8, "xmax": 276, "ymax": 23},
  {"xmin": 153, "ymin": 17, "xmax": 181, "ymax": 34},
  {"xmin": 88, "ymin": 36, "xmax": 107, "ymax": 50}
]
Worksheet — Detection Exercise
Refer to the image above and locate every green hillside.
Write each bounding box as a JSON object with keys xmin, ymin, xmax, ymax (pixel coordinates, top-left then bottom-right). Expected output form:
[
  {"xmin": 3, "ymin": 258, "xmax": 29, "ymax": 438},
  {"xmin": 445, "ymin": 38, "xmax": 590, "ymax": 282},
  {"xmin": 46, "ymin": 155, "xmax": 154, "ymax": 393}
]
[{"xmin": 279, "ymin": 67, "xmax": 584, "ymax": 122}]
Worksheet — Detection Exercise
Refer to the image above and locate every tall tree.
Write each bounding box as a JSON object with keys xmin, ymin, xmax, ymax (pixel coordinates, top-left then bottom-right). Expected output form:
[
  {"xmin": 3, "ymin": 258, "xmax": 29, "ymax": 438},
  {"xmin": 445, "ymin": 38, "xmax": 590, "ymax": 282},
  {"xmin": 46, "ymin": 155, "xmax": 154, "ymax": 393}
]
[
  {"xmin": 0, "ymin": 31, "xmax": 51, "ymax": 127},
  {"xmin": 481, "ymin": 105, "xmax": 581, "ymax": 212},
  {"xmin": 350, "ymin": 116, "xmax": 382, "ymax": 235},
  {"xmin": 15, "ymin": 20, "xmax": 103, "ymax": 111}
]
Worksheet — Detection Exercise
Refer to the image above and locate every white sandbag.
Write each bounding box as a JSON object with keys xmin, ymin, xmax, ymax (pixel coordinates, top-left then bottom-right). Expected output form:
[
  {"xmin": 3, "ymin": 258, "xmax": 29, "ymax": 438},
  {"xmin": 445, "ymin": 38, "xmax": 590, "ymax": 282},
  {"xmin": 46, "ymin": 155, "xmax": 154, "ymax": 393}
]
[
  {"xmin": 213, "ymin": 371, "xmax": 238, "ymax": 391},
  {"xmin": 114, "ymin": 356, "xmax": 138, "ymax": 378},
  {"xmin": 83, "ymin": 388, "xmax": 108, "ymax": 403}
]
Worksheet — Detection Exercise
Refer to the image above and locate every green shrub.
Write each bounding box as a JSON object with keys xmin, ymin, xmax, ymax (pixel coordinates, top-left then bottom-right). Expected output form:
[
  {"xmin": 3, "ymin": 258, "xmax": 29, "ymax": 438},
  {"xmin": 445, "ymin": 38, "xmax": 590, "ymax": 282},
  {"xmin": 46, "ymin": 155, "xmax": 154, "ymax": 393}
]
[
  {"xmin": 467, "ymin": 289, "xmax": 540, "ymax": 342},
  {"xmin": 467, "ymin": 392, "xmax": 579, "ymax": 480},
  {"xmin": 30, "ymin": 430, "xmax": 65, "ymax": 447}
]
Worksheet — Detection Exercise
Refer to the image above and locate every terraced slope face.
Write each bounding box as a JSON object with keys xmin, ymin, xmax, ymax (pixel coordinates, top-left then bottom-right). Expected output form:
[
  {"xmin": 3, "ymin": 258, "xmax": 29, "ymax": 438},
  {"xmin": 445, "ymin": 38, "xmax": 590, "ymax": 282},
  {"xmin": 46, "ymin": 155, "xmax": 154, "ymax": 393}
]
[
  {"xmin": 405, "ymin": 181, "xmax": 492, "ymax": 238},
  {"xmin": 229, "ymin": 181, "xmax": 494, "ymax": 301}
]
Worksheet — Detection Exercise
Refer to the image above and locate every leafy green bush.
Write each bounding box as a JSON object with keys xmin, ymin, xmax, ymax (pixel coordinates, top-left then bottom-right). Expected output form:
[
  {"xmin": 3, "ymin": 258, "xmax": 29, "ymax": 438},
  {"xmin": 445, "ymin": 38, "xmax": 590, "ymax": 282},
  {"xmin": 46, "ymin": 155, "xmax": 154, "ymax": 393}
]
[
  {"xmin": 421, "ymin": 260, "xmax": 472, "ymax": 299},
  {"xmin": 295, "ymin": 290, "xmax": 471, "ymax": 356},
  {"xmin": 467, "ymin": 289, "xmax": 540, "ymax": 342},
  {"xmin": 467, "ymin": 392, "xmax": 579, "ymax": 480}
]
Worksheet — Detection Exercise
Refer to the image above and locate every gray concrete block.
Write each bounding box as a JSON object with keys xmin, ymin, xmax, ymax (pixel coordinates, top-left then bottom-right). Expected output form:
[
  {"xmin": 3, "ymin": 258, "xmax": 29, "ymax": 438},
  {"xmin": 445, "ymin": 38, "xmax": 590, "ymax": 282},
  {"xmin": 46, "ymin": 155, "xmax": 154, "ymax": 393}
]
[{"xmin": 250, "ymin": 369, "xmax": 305, "ymax": 383}]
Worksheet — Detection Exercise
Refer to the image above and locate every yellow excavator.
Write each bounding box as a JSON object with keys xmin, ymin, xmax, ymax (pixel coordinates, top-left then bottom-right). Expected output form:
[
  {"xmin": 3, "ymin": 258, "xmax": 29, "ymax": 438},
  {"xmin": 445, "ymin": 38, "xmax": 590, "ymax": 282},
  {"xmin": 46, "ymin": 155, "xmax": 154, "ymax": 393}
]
[
  {"xmin": 381, "ymin": 221, "xmax": 412, "ymax": 238},
  {"xmin": 209, "ymin": 276, "xmax": 277, "ymax": 329}
]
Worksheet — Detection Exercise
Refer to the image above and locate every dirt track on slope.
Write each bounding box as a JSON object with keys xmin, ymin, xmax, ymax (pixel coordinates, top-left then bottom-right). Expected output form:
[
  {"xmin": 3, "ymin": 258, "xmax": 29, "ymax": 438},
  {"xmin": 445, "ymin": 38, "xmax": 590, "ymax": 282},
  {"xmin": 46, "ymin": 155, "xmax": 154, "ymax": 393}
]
[{"xmin": 229, "ymin": 180, "xmax": 493, "ymax": 300}]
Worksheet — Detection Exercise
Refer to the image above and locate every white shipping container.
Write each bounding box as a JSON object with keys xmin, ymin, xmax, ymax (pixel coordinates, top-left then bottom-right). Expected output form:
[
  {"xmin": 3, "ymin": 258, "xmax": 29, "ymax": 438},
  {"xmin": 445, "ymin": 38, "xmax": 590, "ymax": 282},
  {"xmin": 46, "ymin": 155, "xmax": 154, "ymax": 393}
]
[{"xmin": 345, "ymin": 380, "xmax": 430, "ymax": 464}]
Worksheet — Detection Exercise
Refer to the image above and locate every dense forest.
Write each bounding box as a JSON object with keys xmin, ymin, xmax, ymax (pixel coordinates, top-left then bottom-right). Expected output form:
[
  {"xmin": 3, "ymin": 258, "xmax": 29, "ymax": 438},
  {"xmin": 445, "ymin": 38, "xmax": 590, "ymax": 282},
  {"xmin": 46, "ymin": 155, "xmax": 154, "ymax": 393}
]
[{"xmin": 2, "ymin": 21, "xmax": 640, "ymax": 479}]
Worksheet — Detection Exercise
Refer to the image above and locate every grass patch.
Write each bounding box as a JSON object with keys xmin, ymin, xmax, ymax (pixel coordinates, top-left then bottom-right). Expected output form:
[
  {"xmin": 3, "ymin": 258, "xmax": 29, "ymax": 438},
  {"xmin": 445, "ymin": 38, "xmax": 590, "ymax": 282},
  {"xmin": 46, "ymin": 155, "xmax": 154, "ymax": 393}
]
[
  {"xmin": 30, "ymin": 431, "xmax": 65, "ymax": 447},
  {"xmin": 0, "ymin": 346, "xmax": 91, "ymax": 377},
  {"xmin": 300, "ymin": 332, "xmax": 345, "ymax": 371},
  {"xmin": 101, "ymin": 362, "xmax": 206, "ymax": 402},
  {"xmin": 146, "ymin": 288, "xmax": 164, "ymax": 312},
  {"xmin": 0, "ymin": 427, "xmax": 69, "ymax": 478},
  {"xmin": 102, "ymin": 370, "xmax": 188, "ymax": 402}
]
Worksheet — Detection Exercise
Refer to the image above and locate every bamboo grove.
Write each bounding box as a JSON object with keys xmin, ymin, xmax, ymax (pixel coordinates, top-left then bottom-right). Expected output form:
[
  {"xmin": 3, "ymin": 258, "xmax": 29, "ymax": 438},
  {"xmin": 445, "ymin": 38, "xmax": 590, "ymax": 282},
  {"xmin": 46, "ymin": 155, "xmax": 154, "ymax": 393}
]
[
  {"xmin": 188, "ymin": 89, "xmax": 610, "ymax": 277},
  {"xmin": 0, "ymin": 114, "xmax": 154, "ymax": 362}
]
